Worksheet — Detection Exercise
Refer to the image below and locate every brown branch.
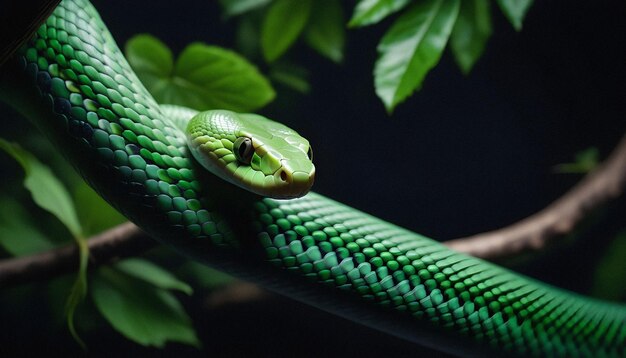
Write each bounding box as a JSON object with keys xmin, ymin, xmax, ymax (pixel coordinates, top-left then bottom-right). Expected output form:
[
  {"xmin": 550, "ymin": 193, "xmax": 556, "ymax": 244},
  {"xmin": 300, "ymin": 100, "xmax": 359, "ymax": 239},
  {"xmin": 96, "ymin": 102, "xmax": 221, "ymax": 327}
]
[
  {"xmin": 0, "ymin": 222, "xmax": 155, "ymax": 288},
  {"xmin": 1, "ymin": 134, "xmax": 626, "ymax": 287},
  {"xmin": 203, "ymin": 281, "xmax": 268, "ymax": 309},
  {"xmin": 445, "ymin": 134, "xmax": 626, "ymax": 259}
]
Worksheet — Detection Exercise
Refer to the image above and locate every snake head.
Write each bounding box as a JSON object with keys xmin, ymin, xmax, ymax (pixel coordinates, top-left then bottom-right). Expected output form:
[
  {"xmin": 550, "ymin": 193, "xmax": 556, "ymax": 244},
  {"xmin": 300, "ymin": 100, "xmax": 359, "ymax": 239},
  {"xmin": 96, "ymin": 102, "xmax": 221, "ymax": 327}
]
[{"xmin": 187, "ymin": 110, "xmax": 315, "ymax": 199}]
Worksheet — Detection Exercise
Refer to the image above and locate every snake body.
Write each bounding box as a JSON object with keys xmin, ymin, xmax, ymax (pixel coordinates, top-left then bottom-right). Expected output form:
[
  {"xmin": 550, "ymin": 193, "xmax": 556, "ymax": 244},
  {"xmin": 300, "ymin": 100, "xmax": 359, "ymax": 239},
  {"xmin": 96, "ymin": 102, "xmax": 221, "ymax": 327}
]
[{"xmin": 1, "ymin": 0, "xmax": 625, "ymax": 356}]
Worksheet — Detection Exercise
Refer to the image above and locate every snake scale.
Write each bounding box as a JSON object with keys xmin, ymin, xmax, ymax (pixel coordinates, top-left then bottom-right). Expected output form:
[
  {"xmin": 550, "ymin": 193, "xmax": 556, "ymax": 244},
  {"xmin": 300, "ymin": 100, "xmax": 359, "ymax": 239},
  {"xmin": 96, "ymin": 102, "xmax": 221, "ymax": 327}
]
[{"xmin": 1, "ymin": 0, "xmax": 625, "ymax": 356}]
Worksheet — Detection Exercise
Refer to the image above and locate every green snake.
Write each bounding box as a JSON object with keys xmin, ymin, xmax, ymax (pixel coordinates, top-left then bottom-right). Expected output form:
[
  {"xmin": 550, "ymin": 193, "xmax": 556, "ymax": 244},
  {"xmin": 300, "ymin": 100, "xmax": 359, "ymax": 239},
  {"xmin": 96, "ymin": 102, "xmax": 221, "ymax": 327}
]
[
  {"xmin": 185, "ymin": 109, "xmax": 315, "ymax": 199},
  {"xmin": 1, "ymin": 0, "xmax": 625, "ymax": 356}
]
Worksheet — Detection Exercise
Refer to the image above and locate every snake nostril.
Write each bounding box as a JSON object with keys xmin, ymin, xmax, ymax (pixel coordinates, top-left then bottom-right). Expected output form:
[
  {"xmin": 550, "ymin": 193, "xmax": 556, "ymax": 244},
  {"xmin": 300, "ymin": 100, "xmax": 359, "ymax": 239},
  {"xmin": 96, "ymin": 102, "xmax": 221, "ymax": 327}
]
[{"xmin": 280, "ymin": 170, "xmax": 288, "ymax": 182}]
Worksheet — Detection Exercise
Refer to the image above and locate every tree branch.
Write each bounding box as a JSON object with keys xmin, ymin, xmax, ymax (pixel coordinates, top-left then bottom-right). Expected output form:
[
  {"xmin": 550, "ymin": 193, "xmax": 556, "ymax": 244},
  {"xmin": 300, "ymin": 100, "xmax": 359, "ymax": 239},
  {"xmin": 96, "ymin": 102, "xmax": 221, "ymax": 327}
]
[
  {"xmin": 0, "ymin": 222, "xmax": 154, "ymax": 287},
  {"xmin": 1, "ymin": 134, "xmax": 625, "ymax": 287},
  {"xmin": 445, "ymin": 134, "xmax": 626, "ymax": 259}
]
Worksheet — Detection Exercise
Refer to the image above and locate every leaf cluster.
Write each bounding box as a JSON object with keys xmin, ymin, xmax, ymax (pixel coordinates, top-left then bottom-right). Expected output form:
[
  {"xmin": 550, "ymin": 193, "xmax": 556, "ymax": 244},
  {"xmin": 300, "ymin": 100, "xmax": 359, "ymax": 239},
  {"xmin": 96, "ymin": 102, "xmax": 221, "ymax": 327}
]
[
  {"xmin": 0, "ymin": 139, "xmax": 235, "ymax": 348},
  {"xmin": 220, "ymin": 0, "xmax": 534, "ymax": 113}
]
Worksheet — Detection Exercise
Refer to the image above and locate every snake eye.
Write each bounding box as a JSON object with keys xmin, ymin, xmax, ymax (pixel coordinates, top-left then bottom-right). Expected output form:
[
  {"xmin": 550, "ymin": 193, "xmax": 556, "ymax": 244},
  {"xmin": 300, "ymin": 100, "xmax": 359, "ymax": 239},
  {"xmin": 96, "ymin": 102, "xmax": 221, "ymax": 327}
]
[
  {"xmin": 307, "ymin": 146, "xmax": 313, "ymax": 161},
  {"xmin": 234, "ymin": 137, "xmax": 254, "ymax": 164}
]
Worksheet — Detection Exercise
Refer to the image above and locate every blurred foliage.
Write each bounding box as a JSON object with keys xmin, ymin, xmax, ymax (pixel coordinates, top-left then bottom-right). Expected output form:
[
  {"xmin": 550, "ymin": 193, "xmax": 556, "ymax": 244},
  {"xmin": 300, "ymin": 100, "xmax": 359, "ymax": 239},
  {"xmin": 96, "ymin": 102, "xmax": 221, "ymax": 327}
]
[
  {"xmin": 0, "ymin": 140, "xmax": 84, "ymax": 238},
  {"xmin": 304, "ymin": 0, "xmax": 346, "ymax": 63},
  {"xmin": 268, "ymin": 62, "xmax": 311, "ymax": 94},
  {"xmin": 73, "ymin": 181, "xmax": 126, "ymax": 237},
  {"xmin": 0, "ymin": 138, "xmax": 226, "ymax": 348},
  {"xmin": 451, "ymin": 0, "xmax": 492, "ymax": 75},
  {"xmin": 0, "ymin": 198, "xmax": 55, "ymax": 256},
  {"xmin": 219, "ymin": 0, "xmax": 272, "ymax": 18},
  {"xmin": 0, "ymin": 139, "xmax": 88, "ymax": 346},
  {"xmin": 261, "ymin": 0, "xmax": 313, "ymax": 62},
  {"xmin": 496, "ymin": 0, "xmax": 534, "ymax": 31},
  {"xmin": 593, "ymin": 231, "xmax": 626, "ymax": 301},
  {"xmin": 553, "ymin": 147, "xmax": 600, "ymax": 174},
  {"xmin": 219, "ymin": 0, "xmax": 535, "ymax": 112},
  {"xmin": 92, "ymin": 264, "xmax": 199, "ymax": 348}
]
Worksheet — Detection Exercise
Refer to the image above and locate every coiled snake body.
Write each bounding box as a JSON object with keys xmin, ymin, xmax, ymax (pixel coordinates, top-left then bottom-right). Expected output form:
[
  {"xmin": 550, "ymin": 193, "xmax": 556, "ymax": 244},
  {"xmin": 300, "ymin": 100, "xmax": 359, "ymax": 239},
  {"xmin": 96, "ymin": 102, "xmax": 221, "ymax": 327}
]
[{"xmin": 1, "ymin": 0, "xmax": 624, "ymax": 356}]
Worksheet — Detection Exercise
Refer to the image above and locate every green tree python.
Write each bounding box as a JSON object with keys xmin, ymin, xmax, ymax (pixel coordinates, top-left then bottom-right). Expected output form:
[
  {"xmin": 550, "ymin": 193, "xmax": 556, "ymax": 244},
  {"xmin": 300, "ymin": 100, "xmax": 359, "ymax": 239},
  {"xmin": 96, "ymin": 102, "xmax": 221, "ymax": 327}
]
[{"xmin": 1, "ymin": 0, "xmax": 625, "ymax": 356}]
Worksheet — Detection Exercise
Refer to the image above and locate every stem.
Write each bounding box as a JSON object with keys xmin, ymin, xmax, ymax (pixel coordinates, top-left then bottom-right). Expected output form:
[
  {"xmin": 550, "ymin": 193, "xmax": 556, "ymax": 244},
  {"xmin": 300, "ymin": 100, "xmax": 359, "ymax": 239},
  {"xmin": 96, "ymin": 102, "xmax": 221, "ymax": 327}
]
[{"xmin": 0, "ymin": 222, "xmax": 154, "ymax": 288}]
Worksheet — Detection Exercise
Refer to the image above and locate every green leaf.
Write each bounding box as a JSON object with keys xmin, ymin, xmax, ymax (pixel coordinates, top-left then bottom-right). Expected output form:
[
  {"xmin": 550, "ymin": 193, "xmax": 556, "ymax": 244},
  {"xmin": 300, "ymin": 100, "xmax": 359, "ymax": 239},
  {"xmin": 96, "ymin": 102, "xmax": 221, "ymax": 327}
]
[
  {"xmin": 496, "ymin": 0, "xmax": 533, "ymax": 31},
  {"xmin": 269, "ymin": 62, "xmax": 311, "ymax": 94},
  {"xmin": 173, "ymin": 43, "xmax": 275, "ymax": 111},
  {"xmin": 74, "ymin": 181, "xmax": 126, "ymax": 236},
  {"xmin": 348, "ymin": 0, "xmax": 411, "ymax": 28},
  {"xmin": 553, "ymin": 147, "xmax": 599, "ymax": 174},
  {"xmin": 261, "ymin": 0, "xmax": 313, "ymax": 62},
  {"xmin": 126, "ymin": 35, "xmax": 275, "ymax": 112},
  {"xmin": 592, "ymin": 232, "xmax": 626, "ymax": 301},
  {"xmin": 450, "ymin": 0, "xmax": 492, "ymax": 74},
  {"xmin": 235, "ymin": 13, "xmax": 263, "ymax": 59},
  {"xmin": 125, "ymin": 34, "xmax": 173, "ymax": 84},
  {"xmin": 304, "ymin": 0, "xmax": 346, "ymax": 63},
  {"xmin": 178, "ymin": 261, "xmax": 236, "ymax": 289},
  {"xmin": 114, "ymin": 259, "xmax": 193, "ymax": 295},
  {"xmin": 219, "ymin": 0, "xmax": 271, "ymax": 17},
  {"xmin": 0, "ymin": 199, "xmax": 55, "ymax": 256},
  {"xmin": 374, "ymin": 0, "xmax": 461, "ymax": 113},
  {"xmin": 0, "ymin": 138, "xmax": 88, "ymax": 347},
  {"xmin": 0, "ymin": 139, "xmax": 83, "ymax": 238},
  {"xmin": 92, "ymin": 267, "xmax": 200, "ymax": 348}
]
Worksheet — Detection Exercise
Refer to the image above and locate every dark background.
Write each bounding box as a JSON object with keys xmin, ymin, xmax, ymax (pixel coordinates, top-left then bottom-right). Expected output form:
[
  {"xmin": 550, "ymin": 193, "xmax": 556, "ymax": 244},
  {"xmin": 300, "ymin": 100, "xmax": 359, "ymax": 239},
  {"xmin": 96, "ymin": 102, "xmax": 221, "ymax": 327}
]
[{"xmin": 1, "ymin": 0, "xmax": 625, "ymax": 356}]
